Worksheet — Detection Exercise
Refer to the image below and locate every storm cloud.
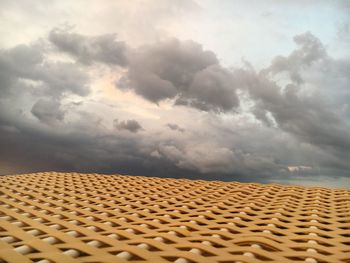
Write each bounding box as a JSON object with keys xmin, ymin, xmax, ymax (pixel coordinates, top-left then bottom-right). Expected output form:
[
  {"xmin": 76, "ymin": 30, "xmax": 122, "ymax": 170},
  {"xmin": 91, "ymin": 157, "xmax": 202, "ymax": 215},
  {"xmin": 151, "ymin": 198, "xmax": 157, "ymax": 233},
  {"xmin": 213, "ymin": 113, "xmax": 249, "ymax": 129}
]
[
  {"xmin": 31, "ymin": 99, "xmax": 65, "ymax": 125},
  {"xmin": 118, "ymin": 39, "xmax": 240, "ymax": 113},
  {"xmin": 244, "ymin": 32, "xmax": 350, "ymax": 161},
  {"xmin": 0, "ymin": 43, "xmax": 90, "ymax": 98},
  {"xmin": 0, "ymin": 1, "xmax": 350, "ymax": 188}
]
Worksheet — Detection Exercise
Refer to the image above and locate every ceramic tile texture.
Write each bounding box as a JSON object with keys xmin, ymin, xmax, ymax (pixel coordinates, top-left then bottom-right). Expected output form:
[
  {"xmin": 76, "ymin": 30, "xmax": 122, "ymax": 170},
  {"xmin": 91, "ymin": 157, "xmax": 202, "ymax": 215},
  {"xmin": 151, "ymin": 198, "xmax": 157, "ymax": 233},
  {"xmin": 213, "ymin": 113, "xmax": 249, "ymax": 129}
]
[{"xmin": 0, "ymin": 172, "xmax": 349, "ymax": 263}]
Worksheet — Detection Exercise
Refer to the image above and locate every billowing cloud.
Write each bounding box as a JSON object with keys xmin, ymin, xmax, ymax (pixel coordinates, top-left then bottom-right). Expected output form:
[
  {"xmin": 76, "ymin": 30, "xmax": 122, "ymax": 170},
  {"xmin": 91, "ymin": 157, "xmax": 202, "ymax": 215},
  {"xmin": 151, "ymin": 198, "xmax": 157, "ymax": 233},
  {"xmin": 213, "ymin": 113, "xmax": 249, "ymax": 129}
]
[
  {"xmin": 0, "ymin": 43, "xmax": 90, "ymax": 98},
  {"xmin": 244, "ymin": 32, "xmax": 350, "ymax": 162},
  {"xmin": 0, "ymin": 7, "xmax": 350, "ymax": 189},
  {"xmin": 118, "ymin": 38, "xmax": 239, "ymax": 112},
  {"xmin": 49, "ymin": 27, "xmax": 128, "ymax": 66},
  {"xmin": 0, "ymin": 44, "xmax": 43, "ymax": 95},
  {"xmin": 176, "ymin": 65, "xmax": 239, "ymax": 112}
]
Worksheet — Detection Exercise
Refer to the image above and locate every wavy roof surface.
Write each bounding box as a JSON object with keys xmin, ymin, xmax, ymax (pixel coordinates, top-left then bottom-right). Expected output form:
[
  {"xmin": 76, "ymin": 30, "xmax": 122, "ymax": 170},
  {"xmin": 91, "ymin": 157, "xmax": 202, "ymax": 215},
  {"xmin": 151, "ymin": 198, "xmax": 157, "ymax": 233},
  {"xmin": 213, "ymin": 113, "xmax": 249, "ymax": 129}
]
[{"xmin": 0, "ymin": 172, "xmax": 349, "ymax": 263}]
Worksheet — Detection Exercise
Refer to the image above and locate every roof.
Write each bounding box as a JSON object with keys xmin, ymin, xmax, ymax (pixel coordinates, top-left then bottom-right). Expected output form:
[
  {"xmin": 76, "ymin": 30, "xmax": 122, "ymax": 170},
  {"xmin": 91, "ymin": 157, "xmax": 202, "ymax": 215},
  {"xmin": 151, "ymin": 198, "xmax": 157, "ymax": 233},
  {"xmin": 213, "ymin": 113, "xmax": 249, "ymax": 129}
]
[{"xmin": 0, "ymin": 172, "xmax": 349, "ymax": 263}]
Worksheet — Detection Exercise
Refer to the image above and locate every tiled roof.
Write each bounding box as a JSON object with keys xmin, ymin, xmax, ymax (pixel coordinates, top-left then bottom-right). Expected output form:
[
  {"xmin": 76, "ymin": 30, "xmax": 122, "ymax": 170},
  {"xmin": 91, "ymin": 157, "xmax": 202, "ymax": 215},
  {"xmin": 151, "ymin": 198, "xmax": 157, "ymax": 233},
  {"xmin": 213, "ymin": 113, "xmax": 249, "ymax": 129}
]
[{"xmin": 0, "ymin": 172, "xmax": 349, "ymax": 263}]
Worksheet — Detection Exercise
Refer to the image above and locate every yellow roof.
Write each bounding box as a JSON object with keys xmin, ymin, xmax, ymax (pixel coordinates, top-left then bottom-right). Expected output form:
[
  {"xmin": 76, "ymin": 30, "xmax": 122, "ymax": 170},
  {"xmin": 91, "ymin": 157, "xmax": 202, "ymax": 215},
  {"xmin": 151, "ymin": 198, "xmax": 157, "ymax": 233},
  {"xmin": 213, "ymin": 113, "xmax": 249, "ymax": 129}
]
[{"xmin": 0, "ymin": 172, "xmax": 349, "ymax": 262}]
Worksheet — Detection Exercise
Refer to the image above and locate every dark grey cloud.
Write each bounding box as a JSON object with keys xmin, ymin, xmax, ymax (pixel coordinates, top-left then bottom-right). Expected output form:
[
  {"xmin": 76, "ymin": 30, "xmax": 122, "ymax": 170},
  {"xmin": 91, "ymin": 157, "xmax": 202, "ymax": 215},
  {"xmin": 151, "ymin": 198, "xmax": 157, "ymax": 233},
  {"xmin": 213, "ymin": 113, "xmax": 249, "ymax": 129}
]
[
  {"xmin": 113, "ymin": 119, "xmax": 143, "ymax": 133},
  {"xmin": 0, "ymin": 106, "xmax": 222, "ymax": 181},
  {"xmin": 49, "ymin": 27, "xmax": 128, "ymax": 66},
  {"xmin": 118, "ymin": 38, "xmax": 240, "ymax": 112},
  {"xmin": 166, "ymin": 123, "xmax": 185, "ymax": 133},
  {"xmin": 31, "ymin": 61, "xmax": 90, "ymax": 97},
  {"xmin": 31, "ymin": 99, "xmax": 65, "ymax": 125},
  {"xmin": 175, "ymin": 65, "xmax": 239, "ymax": 112},
  {"xmin": 0, "ymin": 96, "xmax": 291, "ymax": 183},
  {"xmin": 248, "ymin": 73, "xmax": 350, "ymax": 154},
  {"xmin": 0, "ymin": 43, "xmax": 90, "ymax": 98},
  {"xmin": 242, "ymin": 33, "xmax": 350, "ymax": 168},
  {"xmin": 1, "ymin": 27, "xmax": 350, "ymax": 188},
  {"xmin": 0, "ymin": 44, "xmax": 43, "ymax": 95}
]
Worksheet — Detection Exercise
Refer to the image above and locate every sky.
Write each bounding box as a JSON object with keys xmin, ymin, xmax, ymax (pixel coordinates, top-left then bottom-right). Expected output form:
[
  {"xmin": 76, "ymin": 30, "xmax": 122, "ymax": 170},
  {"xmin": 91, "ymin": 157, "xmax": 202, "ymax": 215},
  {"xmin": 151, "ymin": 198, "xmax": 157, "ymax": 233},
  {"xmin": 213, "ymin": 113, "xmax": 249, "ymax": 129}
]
[{"xmin": 0, "ymin": 0, "xmax": 350, "ymax": 188}]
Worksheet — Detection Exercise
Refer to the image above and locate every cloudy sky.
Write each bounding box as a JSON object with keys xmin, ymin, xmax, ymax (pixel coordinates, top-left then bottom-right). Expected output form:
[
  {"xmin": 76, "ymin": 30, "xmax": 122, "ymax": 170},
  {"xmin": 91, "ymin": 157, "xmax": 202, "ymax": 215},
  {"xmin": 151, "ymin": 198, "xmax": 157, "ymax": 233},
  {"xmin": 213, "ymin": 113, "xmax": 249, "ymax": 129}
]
[{"xmin": 1, "ymin": 0, "xmax": 350, "ymax": 188}]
